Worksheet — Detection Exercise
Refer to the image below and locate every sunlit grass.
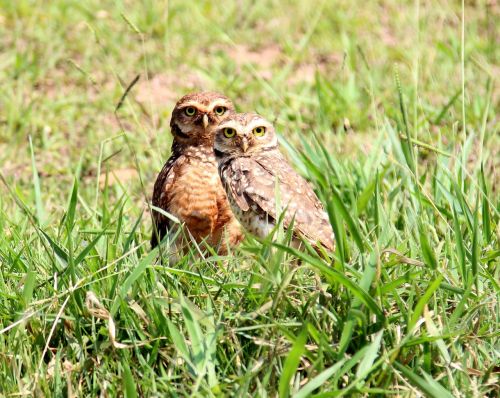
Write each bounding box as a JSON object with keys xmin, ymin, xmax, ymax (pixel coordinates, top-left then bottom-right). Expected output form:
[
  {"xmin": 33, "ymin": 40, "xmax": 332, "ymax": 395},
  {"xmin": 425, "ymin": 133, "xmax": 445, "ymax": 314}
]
[{"xmin": 0, "ymin": 0, "xmax": 498, "ymax": 396}]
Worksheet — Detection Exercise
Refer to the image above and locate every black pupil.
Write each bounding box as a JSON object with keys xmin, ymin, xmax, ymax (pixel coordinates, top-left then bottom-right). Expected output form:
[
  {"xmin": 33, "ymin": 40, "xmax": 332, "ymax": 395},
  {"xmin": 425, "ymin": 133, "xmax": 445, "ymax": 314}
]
[
  {"xmin": 257, "ymin": 128, "xmax": 262, "ymax": 133},
  {"xmin": 217, "ymin": 107, "xmax": 224, "ymax": 114},
  {"xmin": 187, "ymin": 108, "xmax": 194, "ymax": 114}
]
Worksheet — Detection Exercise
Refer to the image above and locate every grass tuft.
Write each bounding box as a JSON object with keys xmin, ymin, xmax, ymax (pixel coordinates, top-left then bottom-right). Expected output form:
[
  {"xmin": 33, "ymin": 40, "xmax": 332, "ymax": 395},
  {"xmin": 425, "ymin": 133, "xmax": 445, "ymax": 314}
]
[{"xmin": 0, "ymin": 0, "xmax": 498, "ymax": 396}]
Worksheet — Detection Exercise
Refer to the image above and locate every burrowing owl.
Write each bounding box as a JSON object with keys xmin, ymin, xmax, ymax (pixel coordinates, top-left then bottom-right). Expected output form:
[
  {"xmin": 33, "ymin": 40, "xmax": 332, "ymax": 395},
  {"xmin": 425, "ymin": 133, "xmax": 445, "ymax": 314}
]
[
  {"xmin": 151, "ymin": 92, "xmax": 243, "ymax": 253},
  {"xmin": 213, "ymin": 113, "xmax": 334, "ymax": 251}
]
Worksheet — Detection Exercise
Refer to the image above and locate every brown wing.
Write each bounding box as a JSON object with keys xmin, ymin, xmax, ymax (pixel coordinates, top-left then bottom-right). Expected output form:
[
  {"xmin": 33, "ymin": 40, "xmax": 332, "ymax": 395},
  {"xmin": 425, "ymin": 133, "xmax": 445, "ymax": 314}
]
[
  {"xmin": 151, "ymin": 155, "xmax": 180, "ymax": 248},
  {"xmin": 227, "ymin": 151, "xmax": 334, "ymax": 250},
  {"xmin": 219, "ymin": 157, "xmax": 251, "ymax": 212}
]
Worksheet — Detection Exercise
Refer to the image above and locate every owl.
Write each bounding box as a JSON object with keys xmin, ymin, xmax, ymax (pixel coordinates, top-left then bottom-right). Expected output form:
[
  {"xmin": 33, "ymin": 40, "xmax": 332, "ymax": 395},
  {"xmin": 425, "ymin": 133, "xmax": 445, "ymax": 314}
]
[
  {"xmin": 151, "ymin": 92, "xmax": 244, "ymax": 253},
  {"xmin": 213, "ymin": 113, "xmax": 335, "ymax": 251}
]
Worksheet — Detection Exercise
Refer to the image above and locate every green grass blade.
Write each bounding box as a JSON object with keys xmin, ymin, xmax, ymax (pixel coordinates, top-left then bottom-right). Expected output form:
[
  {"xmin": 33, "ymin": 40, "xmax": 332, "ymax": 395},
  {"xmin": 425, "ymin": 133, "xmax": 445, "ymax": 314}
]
[
  {"xmin": 166, "ymin": 318, "xmax": 190, "ymax": 360},
  {"xmin": 471, "ymin": 200, "xmax": 480, "ymax": 292},
  {"xmin": 338, "ymin": 252, "xmax": 378, "ymax": 355},
  {"xmin": 356, "ymin": 179, "xmax": 376, "ymax": 215},
  {"xmin": 419, "ymin": 224, "xmax": 437, "ymax": 269},
  {"xmin": 21, "ymin": 263, "xmax": 36, "ymax": 309},
  {"xmin": 373, "ymin": 173, "xmax": 380, "ymax": 237},
  {"xmin": 74, "ymin": 229, "xmax": 106, "ymax": 266},
  {"xmin": 279, "ymin": 326, "xmax": 308, "ymax": 398},
  {"xmin": 180, "ymin": 296, "xmax": 207, "ymax": 376},
  {"xmin": 65, "ymin": 177, "xmax": 79, "ymax": 231},
  {"xmin": 355, "ymin": 330, "xmax": 383, "ymax": 379},
  {"xmin": 40, "ymin": 229, "xmax": 68, "ymax": 270},
  {"xmin": 29, "ymin": 136, "xmax": 46, "ymax": 227},
  {"xmin": 330, "ymin": 185, "xmax": 366, "ymax": 252},
  {"xmin": 479, "ymin": 164, "xmax": 492, "ymax": 243},
  {"xmin": 293, "ymin": 358, "xmax": 347, "ymax": 398},
  {"xmin": 122, "ymin": 360, "xmax": 138, "ymax": 398},
  {"xmin": 394, "ymin": 362, "xmax": 454, "ymax": 398},
  {"xmin": 452, "ymin": 205, "xmax": 467, "ymax": 282},
  {"xmin": 424, "ymin": 309, "xmax": 451, "ymax": 364},
  {"xmin": 408, "ymin": 275, "xmax": 443, "ymax": 331},
  {"xmin": 111, "ymin": 248, "xmax": 157, "ymax": 314},
  {"xmin": 393, "ymin": 66, "xmax": 415, "ymax": 173},
  {"xmin": 274, "ymin": 244, "xmax": 384, "ymax": 321},
  {"xmin": 326, "ymin": 199, "xmax": 346, "ymax": 267},
  {"xmin": 433, "ymin": 89, "xmax": 461, "ymax": 125}
]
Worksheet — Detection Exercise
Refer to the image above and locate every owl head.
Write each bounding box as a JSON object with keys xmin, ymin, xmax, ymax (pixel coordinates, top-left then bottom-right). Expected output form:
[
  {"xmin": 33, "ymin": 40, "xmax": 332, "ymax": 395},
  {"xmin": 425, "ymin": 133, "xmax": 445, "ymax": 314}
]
[
  {"xmin": 213, "ymin": 113, "xmax": 278, "ymax": 157},
  {"xmin": 170, "ymin": 92, "xmax": 235, "ymax": 145}
]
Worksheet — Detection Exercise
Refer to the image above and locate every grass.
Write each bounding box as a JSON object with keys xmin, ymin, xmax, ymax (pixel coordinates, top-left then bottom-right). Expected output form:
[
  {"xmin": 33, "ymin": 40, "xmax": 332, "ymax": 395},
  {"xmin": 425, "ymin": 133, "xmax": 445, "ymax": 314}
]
[{"xmin": 0, "ymin": 0, "xmax": 498, "ymax": 396}]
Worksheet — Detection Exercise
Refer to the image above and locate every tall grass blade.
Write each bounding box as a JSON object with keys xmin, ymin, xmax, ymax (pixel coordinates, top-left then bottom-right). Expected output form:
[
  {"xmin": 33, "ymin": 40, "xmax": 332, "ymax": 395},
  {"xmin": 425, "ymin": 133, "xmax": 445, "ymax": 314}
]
[
  {"xmin": 408, "ymin": 275, "xmax": 443, "ymax": 331},
  {"xmin": 394, "ymin": 362, "xmax": 454, "ymax": 398},
  {"xmin": 279, "ymin": 326, "xmax": 308, "ymax": 398},
  {"xmin": 274, "ymin": 244, "xmax": 384, "ymax": 320},
  {"xmin": 122, "ymin": 361, "xmax": 138, "ymax": 398},
  {"xmin": 355, "ymin": 330, "xmax": 383, "ymax": 380},
  {"xmin": 21, "ymin": 262, "xmax": 36, "ymax": 309},
  {"xmin": 471, "ymin": 199, "xmax": 480, "ymax": 293},
  {"xmin": 74, "ymin": 229, "xmax": 106, "ymax": 266},
  {"xmin": 293, "ymin": 358, "xmax": 347, "ymax": 398},
  {"xmin": 419, "ymin": 224, "xmax": 437, "ymax": 269},
  {"xmin": 40, "ymin": 230, "xmax": 68, "ymax": 271},
  {"xmin": 338, "ymin": 252, "xmax": 378, "ymax": 355},
  {"xmin": 112, "ymin": 249, "xmax": 157, "ymax": 314},
  {"xmin": 479, "ymin": 164, "xmax": 492, "ymax": 244},
  {"xmin": 29, "ymin": 136, "xmax": 46, "ymax": 226},
  {"xmin": 452, "ymin": 205, "xmax": 467, "ymax": 282},
  {"xmin": 330, "ymin": 185, "xmax": 366, "ymax": 252},
  {"xmin": 327, "ymin": 199, "xmax": 346, "ymax": 267},
  {"xmin": 65, "ymin": 178, "xmax": 79, "ymax": 232},
  {"xmin": 393, "ymin": 66, "xmax": 415, "ymax": 173}
]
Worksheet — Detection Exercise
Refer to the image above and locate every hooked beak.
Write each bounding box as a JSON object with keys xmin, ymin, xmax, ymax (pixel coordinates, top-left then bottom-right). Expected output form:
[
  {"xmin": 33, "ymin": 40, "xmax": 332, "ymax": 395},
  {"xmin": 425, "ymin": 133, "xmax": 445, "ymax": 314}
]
[
  {"xmin": 202, "ymin": 114, "xmax": 209, "ymax": 129},
  {"xmin": 241, "ymin": 138, "xmax": 249, "ymax": 153}
]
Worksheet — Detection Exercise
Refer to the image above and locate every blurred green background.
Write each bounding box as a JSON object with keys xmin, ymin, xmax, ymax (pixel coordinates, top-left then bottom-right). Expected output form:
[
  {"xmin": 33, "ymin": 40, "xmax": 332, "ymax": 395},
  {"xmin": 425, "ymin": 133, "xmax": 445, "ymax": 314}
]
[
  {"xmin": 0, "ymin": 0, "xmax": 498, "ymax": 396},
  {"xmin": 1, "ymin": 0, "xmax": 497, "ymax": 199}
]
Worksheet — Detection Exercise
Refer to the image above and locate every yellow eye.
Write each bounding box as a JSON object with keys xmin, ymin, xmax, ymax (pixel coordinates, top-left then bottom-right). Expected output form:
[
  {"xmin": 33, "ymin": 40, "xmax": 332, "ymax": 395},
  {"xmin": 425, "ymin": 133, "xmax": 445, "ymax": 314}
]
[
  {"xmin": 223, "ymin": 128, "xmax": 236, "ymax": 138},
  {"xmin": 184, "ymin": 107, "xmax": 196, "ymax": 116},
  {"xmin": 214, "ymin": 106, "xmax": 227, "ymax": 116},
  {"xmin": 253, "ymin": 126, "xmax": 266, "ymax": 136}
]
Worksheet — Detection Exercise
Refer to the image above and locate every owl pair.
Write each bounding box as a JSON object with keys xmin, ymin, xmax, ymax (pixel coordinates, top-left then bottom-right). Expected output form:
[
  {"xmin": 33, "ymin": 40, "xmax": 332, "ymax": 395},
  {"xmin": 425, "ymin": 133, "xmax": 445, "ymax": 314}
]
[{"xmin": 151, "ymin": 92, "xmax": 334, "ymax": 255}]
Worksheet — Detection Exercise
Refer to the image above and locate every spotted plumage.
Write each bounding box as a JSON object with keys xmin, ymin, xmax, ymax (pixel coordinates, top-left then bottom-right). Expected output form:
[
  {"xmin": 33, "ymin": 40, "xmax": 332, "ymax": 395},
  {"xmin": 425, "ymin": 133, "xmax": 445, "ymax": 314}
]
[
  {"xmin": 151, "ymin": 92, "xmax": 243, "ymax": 253},
  {"xmin": 213, "ymin": 113, "xmax": 335, "ymax": 251}
]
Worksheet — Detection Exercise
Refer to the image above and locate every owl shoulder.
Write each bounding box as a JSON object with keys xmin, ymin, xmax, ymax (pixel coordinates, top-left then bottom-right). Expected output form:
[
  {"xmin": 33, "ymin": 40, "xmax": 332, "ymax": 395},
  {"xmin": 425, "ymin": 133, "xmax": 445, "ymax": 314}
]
[{"xmin": 152, "ymin": 153, "xmax": 188, "ymax": 205}]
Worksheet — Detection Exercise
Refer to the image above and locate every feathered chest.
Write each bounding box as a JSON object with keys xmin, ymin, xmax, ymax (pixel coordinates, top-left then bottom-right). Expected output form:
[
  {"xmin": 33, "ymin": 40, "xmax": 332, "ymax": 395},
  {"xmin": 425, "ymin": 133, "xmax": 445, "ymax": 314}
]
[{"xmin": 173, "ymin": 155, "xmax": 220, "ymax": 197}]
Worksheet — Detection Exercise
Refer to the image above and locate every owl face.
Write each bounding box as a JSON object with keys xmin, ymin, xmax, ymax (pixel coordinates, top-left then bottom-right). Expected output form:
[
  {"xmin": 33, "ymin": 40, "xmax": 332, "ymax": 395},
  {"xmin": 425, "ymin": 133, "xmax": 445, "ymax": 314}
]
[
  {"xmin": 213, "ymin": 113, "xmax": 278, "ymax": 157},
  {"xmin": 170, "ymin": 92, "xmax": 235, "ymax": 145}
]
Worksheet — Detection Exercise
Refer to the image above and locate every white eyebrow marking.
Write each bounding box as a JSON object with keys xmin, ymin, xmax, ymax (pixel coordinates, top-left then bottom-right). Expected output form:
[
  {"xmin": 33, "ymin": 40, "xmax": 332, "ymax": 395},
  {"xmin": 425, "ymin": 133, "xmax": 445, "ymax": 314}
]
[
  {"xmin": 217, "ymin": 118, "xmax": 272, "ymax": 135},
  {"xmin": 217, "ymin": 120, "xmax": 242, "ymax": 131},
  {"xmin": 209, "ymin": 99, "xmax": 232, "ymax": 110},
  {"xmin": 245, "ymin": 119, "xmax": 273, "ymax": 132},
  {"xmin": 245, "ymin": 119, "xmax": 273, "ymax": 136},
  {"xmin": 181, "ymin": 101, "xmax": 208, "ymax": 112}
]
